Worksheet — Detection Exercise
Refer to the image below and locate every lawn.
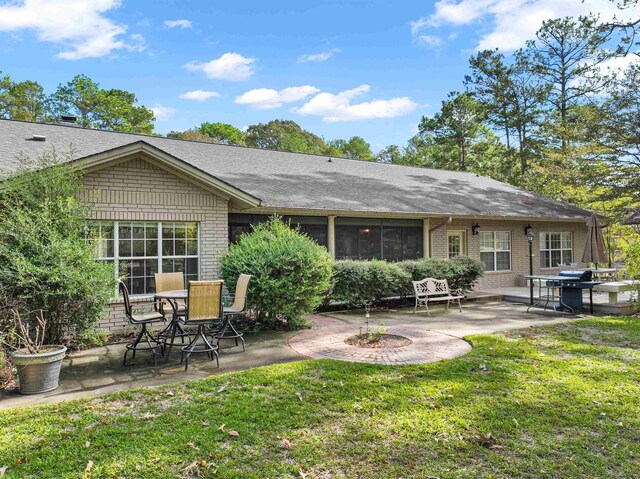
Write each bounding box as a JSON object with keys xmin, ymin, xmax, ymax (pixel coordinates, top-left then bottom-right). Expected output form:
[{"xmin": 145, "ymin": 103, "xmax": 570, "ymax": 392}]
[{"xmin": 1, "ymin": 317, "xmax": 640, "ymax": 478}]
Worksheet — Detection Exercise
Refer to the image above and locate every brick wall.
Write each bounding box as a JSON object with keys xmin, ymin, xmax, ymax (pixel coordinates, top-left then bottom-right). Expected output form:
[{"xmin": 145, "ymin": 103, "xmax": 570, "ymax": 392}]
[
  {"xmin": 429, "ymin": 218, "xmax": 588, "ymax": 290},
  {"xmin": 83, "ymin": 157, "xmax": 228, "ymax": 332}
]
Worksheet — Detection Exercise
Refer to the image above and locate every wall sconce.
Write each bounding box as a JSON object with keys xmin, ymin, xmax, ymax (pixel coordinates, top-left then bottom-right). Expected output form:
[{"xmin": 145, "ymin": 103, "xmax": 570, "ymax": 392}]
[
  {"xmin": 471, "ymin": 223, "xmax": 480, "ymax": 236},
  {"xmin": 524, "ymin": 224, "xmax": 533, "ymax": 237}
]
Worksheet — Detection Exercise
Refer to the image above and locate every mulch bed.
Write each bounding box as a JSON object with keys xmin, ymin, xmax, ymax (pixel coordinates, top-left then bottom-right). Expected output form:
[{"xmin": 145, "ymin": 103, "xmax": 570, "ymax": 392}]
[{"xmin": 344, "ymin": 333, "xmax": 412, "ymax": 349}]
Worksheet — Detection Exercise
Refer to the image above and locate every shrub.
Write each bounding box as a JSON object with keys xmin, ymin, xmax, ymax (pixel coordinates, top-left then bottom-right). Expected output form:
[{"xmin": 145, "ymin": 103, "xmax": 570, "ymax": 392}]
[
  {"xmin": 331, "ymin": 260, "xmax": 410, "ymax": 307},
  {"xmin": 221, "ymin": 217, "xmax": 333, "ymax": 330},
  {"xmin": 331, "ymin": 257, "xmax": 484, "ymax": 307},
  {"xmin": 0, "ymin": 151, "xmax": 116, "ymax": 344},
  {"xmin": 398, "ymin": 256, "xmax": 484, "ymax": 293}
]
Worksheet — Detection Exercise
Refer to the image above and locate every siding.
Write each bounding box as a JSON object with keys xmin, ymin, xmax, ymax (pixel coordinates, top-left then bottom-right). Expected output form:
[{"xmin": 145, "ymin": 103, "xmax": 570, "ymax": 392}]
[{"xmin": 83, "ymin": 157, "xmax": 228, "ymax": 332}]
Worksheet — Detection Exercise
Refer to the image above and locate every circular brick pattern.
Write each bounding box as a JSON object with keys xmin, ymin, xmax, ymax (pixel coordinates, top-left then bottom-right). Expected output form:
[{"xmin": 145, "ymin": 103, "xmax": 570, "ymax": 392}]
[{"xmin": 289, "ymin": 315, "xmax": 472, "ymax": 365}]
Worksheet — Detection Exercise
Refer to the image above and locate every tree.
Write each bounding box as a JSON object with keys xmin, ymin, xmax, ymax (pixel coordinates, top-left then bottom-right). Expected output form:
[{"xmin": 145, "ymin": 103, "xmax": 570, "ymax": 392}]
[
  {"xmin": 376, "ymin": 145, "xmax": 403, "ymax": 164},
  {"xmin": 199, "ymin": 122, "xmax": 246, "ymax": 145},
  {"xmin": 6, "ymin": 80, "xmax": 47, "ymax": 122},
  {"xmin": 51, "ymin": 74, "xmax": 155, "ymax": 133},
  {"xmin": 329, "ymin": 136, "xmax": 374, "ymax": 161},
  {"xmin": 525, "ymin": 16, "xmax": 612, "ymax": 150},
  {"xmin": 419, "ymin": 92, "xmax": 488, "ymax": 171},
  {"xmin": 0, "ymin": 151, "xmax": 115, "ymax": 343},
  {"xmin": 0, "ymin": 71, "xmax": 11, "ymax": 119},
  {"xmin": 167, "ymin": 129, "xmax": 215, "ymax": 142},
  {"xmin": 245, "ymin": 119, "xmax": 331, "ymax": 155},
  {"xmin": 466, "ymin": 49, "xmax": 516, "ymax": 176}
]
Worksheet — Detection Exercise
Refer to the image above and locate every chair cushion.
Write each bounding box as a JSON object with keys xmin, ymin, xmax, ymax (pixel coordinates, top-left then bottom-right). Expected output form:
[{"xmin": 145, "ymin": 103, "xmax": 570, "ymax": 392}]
[{"xmin": 131, "ymin": 311, "xmax": 165, "ymax": 323}]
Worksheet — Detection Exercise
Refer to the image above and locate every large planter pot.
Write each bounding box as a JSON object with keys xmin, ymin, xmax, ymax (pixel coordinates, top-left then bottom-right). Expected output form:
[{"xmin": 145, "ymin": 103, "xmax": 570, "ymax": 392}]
[{"xmin": 11, "ymin": 346, "xmax": 67, "ymax": 395}]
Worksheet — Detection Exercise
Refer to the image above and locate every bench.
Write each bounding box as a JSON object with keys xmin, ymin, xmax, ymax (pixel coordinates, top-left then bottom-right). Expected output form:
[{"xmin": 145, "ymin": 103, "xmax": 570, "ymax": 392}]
[
  {"xmin": 412, "ymin": 278, "xmax": 465, "ymax": 316},
  {"xmin": 592, "ymin": 280, "xmax": 639, "ymax": 305}
]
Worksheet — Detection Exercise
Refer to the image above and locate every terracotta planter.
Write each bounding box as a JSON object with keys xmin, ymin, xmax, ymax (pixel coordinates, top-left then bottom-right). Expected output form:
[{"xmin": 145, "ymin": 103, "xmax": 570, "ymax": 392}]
[{"xmin": 11, "ymin": 346, "xmax": 67, "ymax": 395}]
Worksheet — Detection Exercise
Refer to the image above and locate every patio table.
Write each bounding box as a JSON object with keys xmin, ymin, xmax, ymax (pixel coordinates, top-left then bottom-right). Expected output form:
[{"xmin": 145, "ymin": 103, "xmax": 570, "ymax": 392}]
[
  {"xmin": 524, "ymin": 275, "xmax": 601, "ymax": 314},
  {"xmin": 154, "ymin": 290, "xmax": 234, "ymax": 361}
]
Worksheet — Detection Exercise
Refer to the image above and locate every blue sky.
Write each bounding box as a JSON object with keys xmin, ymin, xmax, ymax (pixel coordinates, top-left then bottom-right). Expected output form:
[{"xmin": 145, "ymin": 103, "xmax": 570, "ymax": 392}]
[{"xmin": 0, "ymin": 0, "xmax": 637, "ymax": 152}]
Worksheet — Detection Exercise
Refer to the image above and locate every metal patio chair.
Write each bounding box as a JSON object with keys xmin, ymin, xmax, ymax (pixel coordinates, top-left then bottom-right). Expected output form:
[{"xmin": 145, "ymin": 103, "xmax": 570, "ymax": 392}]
[
  {"xmin": 155, "ymin": 272, "xmax": 190, "ymax": 359},
  {"xmin": 120, "ymin": 281, "xmax": 165, "ymax": 366},
  {"xmin": 215, "ymin": 274, "xmax": 251, "ymax": 351},
  {"xmin": 181, "ymin": 280, "xmax": 224, "ymax": 371}
]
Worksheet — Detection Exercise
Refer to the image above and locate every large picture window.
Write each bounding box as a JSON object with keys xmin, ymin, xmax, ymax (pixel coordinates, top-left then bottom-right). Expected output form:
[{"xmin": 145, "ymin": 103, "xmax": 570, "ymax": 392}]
[
  {"xmin": 87, "ymin": 221, "xmax": 199, "ymax": 296},
  {"xmin": 480, "ymin": 231, "xmax": 511, "ymax": 272},
  {"xmin": 540, "ymin": 232, "xmax": 573, "ymax": 268}
]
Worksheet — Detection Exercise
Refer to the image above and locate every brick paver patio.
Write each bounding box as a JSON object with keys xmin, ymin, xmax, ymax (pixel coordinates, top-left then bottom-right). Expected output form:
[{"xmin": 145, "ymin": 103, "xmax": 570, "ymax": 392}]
[{"xmin": 289, "ymin": 315, "xmax": 472, "ymax": 364}]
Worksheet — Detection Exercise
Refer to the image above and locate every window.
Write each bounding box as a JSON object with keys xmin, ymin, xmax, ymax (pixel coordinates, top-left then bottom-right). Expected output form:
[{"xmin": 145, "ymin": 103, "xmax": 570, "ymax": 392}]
[
  {"xmin": 228, "ymin": 214, "xmax": 328, "ymax": 247},
  {"xmin": 87, "ymin": 221, "xmax": 199, "ymax": 296},
  {"xmin": 480, "ymin": 231, "xmax": 511, "ymax": 272},
  {"xmin": 447, "ymin": 231, "xmax": 466, "ymax": 259},
  {"xmin": 335, "ymin": 220, "xmax": 423, "ymax": 261},
  {"xmin": 540, "ymin": 232, "xmax": 573, "ymax": 268}
]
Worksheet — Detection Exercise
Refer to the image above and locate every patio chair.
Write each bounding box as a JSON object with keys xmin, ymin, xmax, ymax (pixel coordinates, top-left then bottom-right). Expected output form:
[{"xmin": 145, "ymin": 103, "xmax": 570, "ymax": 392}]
[
  {"xmin": 120, "ymin": 281, "xmax": 166, "ymax": 366},
  {"xmin": 215, "ymin": 274, "xmax": 251, "ymax": 351},
  {"xmin": 155, "ymin": 272, "xmax": 190, "ymax": 359},
  {"xmin": 181, "ymin": 280, "xmax": 224, "ymax": 371},
  {"xmin": 412, "ymin": 278, "xmax": 464, "ymax": 316}
]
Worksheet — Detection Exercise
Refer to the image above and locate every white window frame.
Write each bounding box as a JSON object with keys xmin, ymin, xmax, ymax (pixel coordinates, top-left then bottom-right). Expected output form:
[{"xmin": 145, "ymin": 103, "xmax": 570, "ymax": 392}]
[
  {"xmin": 447, "ymin": 231, "xmax": 467, "ymax": 259},
  {"xmin": 89, "ymin": 220, "xmax": 200, "ymax": 297},
  {"xmin": 540, "ymin": 232, "xmax": 573, "ymax": 269},
  {"xmin": 480, "ymin": 231, "xmax": 511, "ymax": 272}
]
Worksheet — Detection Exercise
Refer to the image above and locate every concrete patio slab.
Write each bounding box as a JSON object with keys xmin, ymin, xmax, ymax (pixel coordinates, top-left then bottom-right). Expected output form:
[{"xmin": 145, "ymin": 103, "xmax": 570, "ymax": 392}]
[
  {"xmin": 0, "ymin": 330, "xmax": 301, "ymax": 410},
  {"xmin": 1, "ymin": 300, "xmax": 589, "ymax": 410}
]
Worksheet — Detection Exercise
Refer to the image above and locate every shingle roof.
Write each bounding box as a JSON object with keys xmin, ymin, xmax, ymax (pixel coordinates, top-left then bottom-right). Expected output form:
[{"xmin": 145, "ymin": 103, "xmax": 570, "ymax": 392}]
[{"xmin": 0, "ymin": 119, "xmax": 593, "ymax": 220}]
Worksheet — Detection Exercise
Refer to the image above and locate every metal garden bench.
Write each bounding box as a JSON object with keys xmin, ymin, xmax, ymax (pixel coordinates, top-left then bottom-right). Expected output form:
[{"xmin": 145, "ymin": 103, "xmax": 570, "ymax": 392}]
[{"xmin": 412, "ymin": 278, "xmax": 464, "ymax": 316}]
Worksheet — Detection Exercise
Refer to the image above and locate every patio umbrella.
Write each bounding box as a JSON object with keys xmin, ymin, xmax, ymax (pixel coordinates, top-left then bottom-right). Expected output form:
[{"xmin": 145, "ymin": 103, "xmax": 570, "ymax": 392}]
[{"xmin": 581, "ymin": 213, "xmax": 607, "ymax": 268}]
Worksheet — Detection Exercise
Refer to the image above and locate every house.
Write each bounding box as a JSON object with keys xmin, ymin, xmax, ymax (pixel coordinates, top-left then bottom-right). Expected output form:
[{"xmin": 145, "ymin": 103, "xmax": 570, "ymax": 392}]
[{"xmin": 0, "ymin": 120, "xmax": 595, "ymax": 331}]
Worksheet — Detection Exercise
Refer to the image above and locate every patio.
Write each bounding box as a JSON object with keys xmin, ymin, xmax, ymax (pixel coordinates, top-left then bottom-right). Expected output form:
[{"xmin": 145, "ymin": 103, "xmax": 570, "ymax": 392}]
[
  {"xmin": 1, "ymin": 299, "xmax": 586, "ymax": 410},
  {"xmin": 473, "ymin": 286, "xmax": 635, "ymax": 315}
]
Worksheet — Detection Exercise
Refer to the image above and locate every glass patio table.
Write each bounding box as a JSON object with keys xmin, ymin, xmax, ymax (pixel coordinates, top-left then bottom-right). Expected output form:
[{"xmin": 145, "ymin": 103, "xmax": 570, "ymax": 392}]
[{"xmin": 154, "ymin": 289, "xmax": 234, "ymax": 362}]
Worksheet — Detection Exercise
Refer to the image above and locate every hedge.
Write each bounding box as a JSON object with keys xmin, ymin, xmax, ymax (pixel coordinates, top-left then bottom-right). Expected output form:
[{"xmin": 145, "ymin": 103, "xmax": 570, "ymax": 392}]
[{"xmin": 331, "ymin": 257, "xmax": 484, "ymax": 307}]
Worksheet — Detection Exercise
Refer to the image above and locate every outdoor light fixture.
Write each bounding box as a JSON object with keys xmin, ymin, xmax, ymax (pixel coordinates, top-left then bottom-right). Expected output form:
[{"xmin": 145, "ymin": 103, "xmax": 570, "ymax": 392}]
[
  {"xmin": 524, "ymin": 224, "xmax": 533, "ymax": 237},
  {"xmin": 471, "ymin": 223, "xmax": 480, "ymax": 236},
  {"xmin": 526, "ymin": 227, "xmax": 534, "ymax": 305}
]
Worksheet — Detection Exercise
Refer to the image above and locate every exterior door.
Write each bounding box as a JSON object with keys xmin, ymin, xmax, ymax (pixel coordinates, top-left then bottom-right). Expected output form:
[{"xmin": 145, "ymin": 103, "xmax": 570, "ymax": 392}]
[{"xmin": 448, "ymin": 231, "xmax": 467, "ymax": 259}]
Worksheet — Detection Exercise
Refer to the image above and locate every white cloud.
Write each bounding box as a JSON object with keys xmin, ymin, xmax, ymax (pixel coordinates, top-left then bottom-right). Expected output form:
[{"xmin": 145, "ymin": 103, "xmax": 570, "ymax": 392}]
[
  {"xmin": 417, "ymin": 35, "xmax": 443, "ymax": 48},
  {"xmin": 151, "ymin": 104, "xmax": 175, "ymax": 121},
  {"xmin": 164, "ymin": 19, "xmax": 192, "ymax": 29},
  {"xmin": 294, "ymin": 85, "xmax": 417, "ymax": 122},
  {"xmin": 298, "ymin": 48, "xmax": 340, "ymax": 63},
  {"xmin": 178, "ymin": 89, "xmax": 220, "ymax": 101},
  {"xmin": 184, "ymin": 53, "xmax": 256, "ymax": 81},
  {"xmin": 0, "ymin": 0, "xmax": 144, "ymax": 60},
  {"xmin": 412, "ymin": 0, "xmax": 640, "ymax": 52},
  {"xmin": 235, "ymin": 85, "xmax": 320, "ymax": 109}
]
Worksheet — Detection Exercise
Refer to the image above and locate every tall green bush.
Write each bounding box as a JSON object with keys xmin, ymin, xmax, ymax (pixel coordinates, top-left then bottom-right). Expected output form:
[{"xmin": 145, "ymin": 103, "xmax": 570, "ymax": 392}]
[
  {"xmin": 331, "ymin": 260, "xmax": 410, "ymax": 307},
  {"xmin": 221, "ymin": 217, "xmax": 333, "ymax": 330},
  {"xmin": 0, "ymin": 151, "xmax": 115, "ymax": 344},
  {"xmin": 331, "ymin": 257, "xmax": 484, "ymax": 307},
  {"xmin": 398, "ymin": 256, "xmax": 484, "ymax": 293}
]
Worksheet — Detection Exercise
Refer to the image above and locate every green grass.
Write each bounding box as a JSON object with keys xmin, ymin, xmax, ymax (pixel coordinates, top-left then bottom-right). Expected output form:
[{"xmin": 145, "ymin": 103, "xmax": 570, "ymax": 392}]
[{"xmin": 2, "ymin": 317, "xmax": 640, "ymax": 478}]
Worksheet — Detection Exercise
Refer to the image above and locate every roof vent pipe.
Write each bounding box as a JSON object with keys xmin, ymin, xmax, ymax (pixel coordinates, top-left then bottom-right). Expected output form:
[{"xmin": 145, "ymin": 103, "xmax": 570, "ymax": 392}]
[
  {"xmin": 61, "ymin": 115, "xmax": 76, "ymax": 123},
  {"xmin": 31, "ymin": 135, "xmax": 46, "ymax": 142}
]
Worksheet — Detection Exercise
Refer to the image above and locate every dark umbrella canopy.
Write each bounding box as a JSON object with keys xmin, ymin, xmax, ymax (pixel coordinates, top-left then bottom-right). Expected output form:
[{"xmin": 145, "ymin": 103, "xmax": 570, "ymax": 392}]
[{"xmin": 581, "ymin": 213, "xmax": 607, "ymax": 266}]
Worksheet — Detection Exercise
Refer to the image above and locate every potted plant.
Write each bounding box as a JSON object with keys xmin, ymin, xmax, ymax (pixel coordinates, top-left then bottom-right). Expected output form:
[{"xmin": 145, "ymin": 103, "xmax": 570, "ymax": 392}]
[{"xmin": 3, "ymin": 310, "xmax": 66, "ymax": 394}]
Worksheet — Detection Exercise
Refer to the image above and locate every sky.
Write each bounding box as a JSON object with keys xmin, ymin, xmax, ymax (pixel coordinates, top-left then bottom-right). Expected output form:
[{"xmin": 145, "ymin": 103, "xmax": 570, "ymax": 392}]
[{"xmin": 0, "ymin": 0, "xmax": 638, "ymax": 152}]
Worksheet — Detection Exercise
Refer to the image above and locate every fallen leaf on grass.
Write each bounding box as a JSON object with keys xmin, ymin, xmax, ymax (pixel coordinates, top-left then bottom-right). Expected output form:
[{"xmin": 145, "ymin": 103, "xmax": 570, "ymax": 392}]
[
  {"xmin": 0, "ymin": 466, "xmax": 7, "ymax": 477},
  {"xmin": 14, "ymin": 458, "xmax": 25, "ymax": 465},
  {"xmin": 141, "ymin": 412, "xmax": 156, "ymax": 419},
  {"xmin": 228, "ymin": 431, "xmax": 239, "ymax": 437},
  {"xmin": 85, "ymin": 460, "xmax": 94, "ymax": 472},
  {"xmin": 165, "ymin": 391, "xmax": 174, "ymax": 397},
  {"xmin": 85, "ymin": 441, "xmax": 91, "ymax": 448},
  {"xmin": 281, "ymin": 438, "xmax": 292, "ymax": 449},
  {"xmin": 217, "ymin": 384, "xmax": 227, "ymax": 393},
  {"xmin": 187, "ymin": 442, "xmax": 200, "ymax": 450},
  {"xmin": 217, "ymin": 424, "xmax": 225, "ymax": 431},
  {"xmin": 295, "ymin": 392, "xmax": 303, "ymax": 401}
]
